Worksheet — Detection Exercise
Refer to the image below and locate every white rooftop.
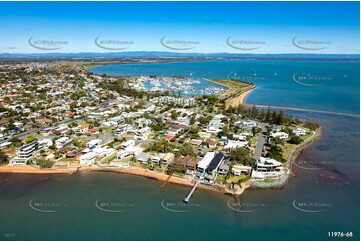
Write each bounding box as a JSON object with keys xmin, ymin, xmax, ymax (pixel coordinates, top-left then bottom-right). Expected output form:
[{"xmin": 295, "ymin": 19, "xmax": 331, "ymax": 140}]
[{"xmin": 197, "ymin": 152, "xmax": 215, "ymax": 169}]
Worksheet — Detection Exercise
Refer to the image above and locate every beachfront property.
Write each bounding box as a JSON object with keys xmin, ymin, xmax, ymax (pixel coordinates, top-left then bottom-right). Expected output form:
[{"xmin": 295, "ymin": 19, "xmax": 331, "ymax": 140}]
[
  {"xmin": 80, "ymin": 144, "xmax": 116, "ymax": 165},
  {"xmin": 194, "ymin": 152, "xmax": 226, "ymax": 185},
  {"xmin": 136, "ymin": 152, "xmax": 151, "ymax": 163},
  {"xmin": 151, "ymin": 153, "xmax": 165, "ymax": 164},
  {"xmin": 173, "ymin": 155, "xmax": 200, "ymax": 172},
  {"xmin": 161, "ymin": 153, "xmax": 175, "ymax": 165},
  {"xmin": 117, "ymin": 145, "xmax": 143, "ymax": 159},
  {"xmin": 292, "ymin": 128, "xmax": 308, "ymax": 136},
  {"xmin": 231, "ymin": 165, "xmax": 252, "ymax": 176},
  {"xmin": 55, "ymin": 137, "xmax": 73, "ymax": 149},
  {"xmin": 196, "ymin": 152, "xmax": 215, "ymax": 176},
  {"xmin": 203, "ymin": 152, "xmax": 225, "ymax": 185},
  {"xmin": 270, "ymin": 131, "xmax": 289, "ymax": 140},
  {"xmin": 79, "ymin": 152, "xmax": 97, "ymax": 165},
  {"xmin": 251, "ymin": 157, "xmax": 286, "ymax": 180},
  {"xmin": 17, "ymin": 141, "xmax": 39, "ymax": 159},
  {"xmin": 9, "ymin": 141, "xmax": 39, "ymax": 165},
  {"xmin": 217, "ymin": 164, "xmax": 229, "ymax": 176}
]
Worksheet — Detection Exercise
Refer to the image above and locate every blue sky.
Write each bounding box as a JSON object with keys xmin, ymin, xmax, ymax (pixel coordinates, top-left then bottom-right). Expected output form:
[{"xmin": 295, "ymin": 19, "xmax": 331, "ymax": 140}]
[{"xmin": 0, "ymin": 1, "xmax": 359, "ymax": 54}]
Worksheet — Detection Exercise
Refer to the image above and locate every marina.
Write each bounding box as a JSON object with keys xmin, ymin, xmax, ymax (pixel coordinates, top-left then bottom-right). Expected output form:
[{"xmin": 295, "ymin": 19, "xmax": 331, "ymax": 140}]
[{"xmin": 132, "ymin": 75, "xmax": 227, "ymax": 96}]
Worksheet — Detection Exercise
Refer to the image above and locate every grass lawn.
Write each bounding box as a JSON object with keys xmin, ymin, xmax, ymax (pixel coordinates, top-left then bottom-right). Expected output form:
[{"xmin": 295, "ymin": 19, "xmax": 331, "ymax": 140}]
[
  {"xmin": 259, "ymin": 178, "xmax": 280, "ymax": 183},
  {"xmin": 301, "ymin": 131, "xmax": 315, "ymax": 141},
  {"xmin": 215, "ymin": 175, "xmax": 226, "ymax": 183},
  {"xmin": 209, "ymin": 79, "xmax": 253, "ymax": 98},
  {"xmin": 155, "ymin": 166, "xmax": 167, "ymax": 173},
  {"xmin": 58, "ymin": 157, "xmax": 78, "ymax": 163},
  {"xmin": 282, "ymin": 143, "xmax": 294, "ymax": 160},
  {"xmin": 226, "ymin": 175, "xmax": 249, "ymax": 184},
  {"xmin": 102, "ymin": 153, "xmax": 118, "ymax": 164},
  {"xmin": 119, "ymin": 156, "xmax": 133, "ymax": 163},
  {"xmin": 282, "ymin": 131, "xmax": 316, "ymax": 160}
]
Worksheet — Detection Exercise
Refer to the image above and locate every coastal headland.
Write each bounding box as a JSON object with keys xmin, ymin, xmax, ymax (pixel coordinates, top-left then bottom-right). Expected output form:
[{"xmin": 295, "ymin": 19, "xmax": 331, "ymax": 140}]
[
  {"xmin": 202, "ymin": 78, "xmax": 256, "ymax": 108},
  {"xmin": 0, "ymin": 62, "xmax": 324, "ymax": 198}
]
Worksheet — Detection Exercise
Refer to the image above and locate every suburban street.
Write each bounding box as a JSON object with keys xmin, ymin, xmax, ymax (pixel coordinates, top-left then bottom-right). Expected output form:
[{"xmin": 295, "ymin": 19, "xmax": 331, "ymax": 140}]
[{"xmin": 253, "ymin": 122, "xmax": 267, "ymax": 160}]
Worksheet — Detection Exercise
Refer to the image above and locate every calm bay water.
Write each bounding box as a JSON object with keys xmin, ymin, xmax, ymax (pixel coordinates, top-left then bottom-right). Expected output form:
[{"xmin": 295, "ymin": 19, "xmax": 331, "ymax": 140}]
[
  {"xmin": 0, "ymin": 60, "xmax": 359, "ymax": 240},
  {"xmin": 90, "ymin": 60, "xmax": 360, "ymax": 115}
]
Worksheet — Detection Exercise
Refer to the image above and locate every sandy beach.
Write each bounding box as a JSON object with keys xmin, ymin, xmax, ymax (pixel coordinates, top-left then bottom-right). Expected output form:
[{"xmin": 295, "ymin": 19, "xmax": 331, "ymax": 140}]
[
  {"xmin": 229, "ymin": 88, "xmax": 254, "ymax": 107},
  {"xmin": 0, "ymin": 164, "xmax": 80, "ymax": 174}
]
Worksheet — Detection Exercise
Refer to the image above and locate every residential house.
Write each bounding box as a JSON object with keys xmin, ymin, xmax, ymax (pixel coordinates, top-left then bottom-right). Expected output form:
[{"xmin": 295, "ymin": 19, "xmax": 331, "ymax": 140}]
[
  {"xmin": 223, "ymin": 140, "xmax": 249, "ymax": 150},
  {"xmin": 161, "ymin": 153, "xmax": 175, "ymax": 165},
  {"xmin": 218, "ymin": 164, "xmax": 230, "ymax": 176},
  {"xmin": 270, "ymin": 131, "xmax": 289, "ymax": 140},
  {"xmin": 196, "ymin": 152, "xmax": 215, "ymax": 175},
  {"xmin": 293, "ymin": 128, "xmax": 308, "ymax": 136},
  {"xmin": 232, "ymin": 165, "xmax": 252, "ymax": 176},
  {"xmin": 55, "ymin": 137, "xmax": 72, "ymax": 149},
  {"xmin": 74, "ymin": 123, "xmax": 90, "ymax": 134},
  {"xmin": 203, "ymin": 152, "xmax": 225, "ymax": 185}
]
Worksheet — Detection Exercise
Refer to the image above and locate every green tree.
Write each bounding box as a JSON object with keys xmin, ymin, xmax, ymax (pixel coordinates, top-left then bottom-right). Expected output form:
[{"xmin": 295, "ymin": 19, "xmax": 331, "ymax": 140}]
[
  {"xmin": 304, "ymin": 121, "xmax": 320, "ymax": 131},
  {"xmin": 265, "ymin": 107, "xmax": 272, "ymax": 123},
  {"xmin": 25, "ymin": 135, "xmax": 38, "ymax": 144},
  {"xmin": 0, "ymin": 151, "xmax": 9, "ymax": 164},
  {"xmin": 288, "ymin": 136, "xmax": 303, "ymax": 145},
  {"xmin": 229, "ymin": 148, "xmax": 255, "ymax": 166}
]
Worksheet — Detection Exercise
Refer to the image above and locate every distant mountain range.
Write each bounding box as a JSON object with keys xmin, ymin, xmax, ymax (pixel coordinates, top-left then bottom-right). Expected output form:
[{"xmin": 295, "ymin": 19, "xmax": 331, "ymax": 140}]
[{"xmin": 0, "ymin": 52, "xmax": 359, "ymax": 61}]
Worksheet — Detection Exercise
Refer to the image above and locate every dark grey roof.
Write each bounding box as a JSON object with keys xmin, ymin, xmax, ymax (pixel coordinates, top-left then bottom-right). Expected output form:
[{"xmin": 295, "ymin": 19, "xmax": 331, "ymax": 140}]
[{"xmin": 206, "ymin": 152, "xmax": 225, "ymax": 172}]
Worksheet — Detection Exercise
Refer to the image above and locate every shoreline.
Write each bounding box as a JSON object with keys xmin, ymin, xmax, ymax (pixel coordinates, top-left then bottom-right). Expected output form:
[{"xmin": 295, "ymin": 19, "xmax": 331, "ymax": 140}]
[
  {"xmin": 202, "ymin": 78, "xmax": 256, "ymax": 107},
  {"xmin": 288, "ymin": 127, "xmax": 324, "ymax": 176},
  {"xmin": 0, "ymin": 164, "xmax": 80, "ymax": 174},
  {"xmin": 231, "ymin": 88, "xmax": 254, "ymax": 106},
  {"xmin": 0, "ymin": 164, "xmax": 247, "ymax": 196}
]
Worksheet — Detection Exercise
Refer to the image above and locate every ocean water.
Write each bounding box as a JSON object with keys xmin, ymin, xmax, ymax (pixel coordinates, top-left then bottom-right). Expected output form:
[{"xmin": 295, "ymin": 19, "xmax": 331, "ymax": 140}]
[
  {"xmin": 90, "ymin": 60, "xmax": 360, "ymax": 115},
  {"xmin": 0, "ymin": 60, "xmax": 359, "ymax": 240}
]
